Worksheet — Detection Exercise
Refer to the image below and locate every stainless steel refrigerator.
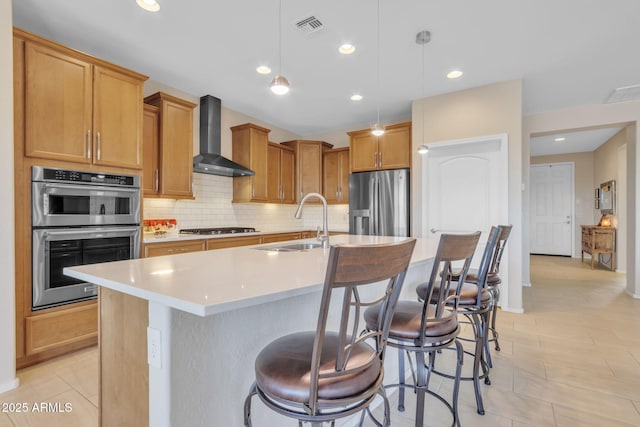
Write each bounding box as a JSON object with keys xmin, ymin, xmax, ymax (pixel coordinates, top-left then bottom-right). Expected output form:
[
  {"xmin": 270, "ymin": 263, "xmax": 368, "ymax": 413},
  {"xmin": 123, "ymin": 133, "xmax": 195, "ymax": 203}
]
[{"xmin": 349, "ymin": 169, "xmax": 410, "ymax": 237}]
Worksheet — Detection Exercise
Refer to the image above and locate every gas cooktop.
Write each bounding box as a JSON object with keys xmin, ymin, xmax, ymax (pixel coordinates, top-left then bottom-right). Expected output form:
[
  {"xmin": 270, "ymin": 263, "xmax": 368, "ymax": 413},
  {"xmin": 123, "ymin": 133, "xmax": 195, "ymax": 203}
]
[{"xmin": 179, "ymin": 227, "xmax": 257, "ymax": 235}]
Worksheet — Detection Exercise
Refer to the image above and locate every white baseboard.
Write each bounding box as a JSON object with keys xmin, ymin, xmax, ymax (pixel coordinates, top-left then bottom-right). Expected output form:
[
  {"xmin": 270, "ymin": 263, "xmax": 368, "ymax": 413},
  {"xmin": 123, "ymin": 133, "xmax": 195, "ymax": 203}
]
[
  {"xmin": 522, "ymin": 282, "xmax": 531, "ymax": 287},
  {"xmin": 0, "ymin": 378, "xmax": 19, "ymax": 394},
  {"xmin": 625, "ymin": 289, "xmax": 640, "ymax": 299},
  {"xmin": 502, "ymin": 306, "xmax": 525, "ymax": 314}
]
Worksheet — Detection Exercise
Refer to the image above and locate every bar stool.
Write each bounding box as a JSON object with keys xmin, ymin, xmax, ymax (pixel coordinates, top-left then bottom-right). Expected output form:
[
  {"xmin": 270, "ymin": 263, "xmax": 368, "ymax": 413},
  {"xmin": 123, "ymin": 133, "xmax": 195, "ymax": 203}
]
[
  {"xmin": 444, "ymin": 225, "xmax": 512, "ymax": 365},
  {"xmin": 416, "ymin": 226, "xmax": 501, "ymax": 415},
  {"xmin": 243, "ymin": 238, "xmax": 416, "ymax": 427},
  {"xmin": 364, "ymin": 232, "xmax": 481, "ymax": 427}
]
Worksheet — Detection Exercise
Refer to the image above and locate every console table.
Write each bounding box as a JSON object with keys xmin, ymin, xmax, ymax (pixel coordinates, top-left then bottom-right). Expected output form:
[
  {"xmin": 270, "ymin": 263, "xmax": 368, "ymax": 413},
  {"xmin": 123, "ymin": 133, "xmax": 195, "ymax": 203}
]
[{"xmin": 581, "ymin": 225, "xmax": 616, "ymax": 271}]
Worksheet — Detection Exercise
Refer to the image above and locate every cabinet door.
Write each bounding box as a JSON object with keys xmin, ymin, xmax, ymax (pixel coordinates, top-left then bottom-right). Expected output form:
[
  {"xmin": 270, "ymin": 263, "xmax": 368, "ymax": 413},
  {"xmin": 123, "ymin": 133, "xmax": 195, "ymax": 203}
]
[
  {"xmin": 323, "ymin": 151, "xmax": 340, "ymax": 203},
  {"xmin": 297, "ymin": 143, "xmax": 323, "ymax": 199},
  {"xmin": 160, "ymin": 100, "xmax": 194, "ymax": 198},
  {"xmin": 338, "ymin": 149, "xmax": 350, "ymax": 202},
  {"xmin": 379, "ymin": 124, "xmax": 411, "ymax": 170},
  {"xmin": 350, "ymin": 132, "xmax": 378, "ymax": 172},
  {"xmin": 93, "ymin": 66, "xmax": 144, "ymax": 169},
  {"xmin": 249, "ymin": 129, "xmax": 269, "ymax": 201},
  {"xmin": 280, "ymin": 148, "xmax": 296, "ymax": 204},
  {"xmin": 262, "ymin": 232, "xmax": 301, "ymax": 243},
  {"xmin": 267, "ymin": 144, "xmax": 281, "ymax": 202},
  {"xmin": 142, "ymin": 105, "xmax": 160, "ymax": 196},
  {"xmin": 24, "ymin": 42, "xmax": 92, "ymax": 164},
  {"xmin": 206, "ymin": 236, "xmax": 262, "ymax": 250}
]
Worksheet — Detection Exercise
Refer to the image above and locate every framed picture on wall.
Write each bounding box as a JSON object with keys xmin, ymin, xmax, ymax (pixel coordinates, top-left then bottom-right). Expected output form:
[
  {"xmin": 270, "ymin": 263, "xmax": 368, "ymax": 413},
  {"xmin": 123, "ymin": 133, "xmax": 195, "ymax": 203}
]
[{"xmin": 595, "ymin": 188, "xmax": 600, "ymax": 209}]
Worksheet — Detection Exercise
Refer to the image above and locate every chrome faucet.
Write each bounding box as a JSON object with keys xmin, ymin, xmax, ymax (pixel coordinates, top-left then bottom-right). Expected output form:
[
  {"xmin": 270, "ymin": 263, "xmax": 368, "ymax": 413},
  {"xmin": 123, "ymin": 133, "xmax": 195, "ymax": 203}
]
[{"xmin": 295, "ymin": 192, "xmax": 330, "ymax": 249}]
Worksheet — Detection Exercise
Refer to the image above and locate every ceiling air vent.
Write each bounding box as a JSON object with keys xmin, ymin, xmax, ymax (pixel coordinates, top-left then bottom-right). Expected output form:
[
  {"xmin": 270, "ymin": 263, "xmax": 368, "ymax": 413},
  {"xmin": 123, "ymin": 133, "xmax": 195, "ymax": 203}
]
[
  {"xmin": 295, "ymin": 16, "xmax": 324, "ymax": 34},
  {"xmin": 604, "ymin": 84, "xmax": 640, "ymax": 104}
]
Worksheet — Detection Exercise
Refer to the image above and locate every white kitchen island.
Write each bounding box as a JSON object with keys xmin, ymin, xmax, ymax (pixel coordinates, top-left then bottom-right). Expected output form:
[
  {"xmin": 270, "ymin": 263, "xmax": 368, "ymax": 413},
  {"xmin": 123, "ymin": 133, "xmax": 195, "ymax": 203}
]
[{"xmin": 64, "ymin": 234, "xmax": 439, "ymax": 427}]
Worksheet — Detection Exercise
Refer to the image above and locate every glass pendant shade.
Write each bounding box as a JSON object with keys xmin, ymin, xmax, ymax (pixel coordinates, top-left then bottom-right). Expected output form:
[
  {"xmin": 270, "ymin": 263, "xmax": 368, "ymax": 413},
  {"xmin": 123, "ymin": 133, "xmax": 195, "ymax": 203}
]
[
  {"xmin": 270, "ymin": 75, "xmax": 290, "ymax": 95},
  {"xmin": 136, "ymin": 0, "xmax": 160, "ymax": 12},
  {"xmin": 371, "ymin": 123, "xmax": 385, "ymax": 136}
]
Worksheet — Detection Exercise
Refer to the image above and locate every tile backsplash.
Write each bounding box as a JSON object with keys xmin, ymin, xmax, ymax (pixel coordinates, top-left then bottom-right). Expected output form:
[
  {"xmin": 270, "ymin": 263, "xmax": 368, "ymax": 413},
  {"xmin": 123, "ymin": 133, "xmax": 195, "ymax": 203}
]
[{"xmin": 144, "ymin": 173, "xmax": 350, "ymax": 232}]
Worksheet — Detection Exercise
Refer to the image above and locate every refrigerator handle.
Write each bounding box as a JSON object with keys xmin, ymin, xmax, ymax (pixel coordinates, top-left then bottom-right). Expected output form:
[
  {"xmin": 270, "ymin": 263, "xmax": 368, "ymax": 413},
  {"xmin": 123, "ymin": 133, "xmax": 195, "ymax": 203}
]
[{"xmin": 371, "ymin": 175, "xmax": 379, "ymax": 235}]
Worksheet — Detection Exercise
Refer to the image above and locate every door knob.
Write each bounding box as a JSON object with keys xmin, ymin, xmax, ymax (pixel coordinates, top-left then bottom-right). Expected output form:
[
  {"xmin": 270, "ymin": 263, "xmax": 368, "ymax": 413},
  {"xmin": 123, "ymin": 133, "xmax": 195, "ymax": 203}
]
[{"xmin": 430, "ymin": 228, "xmax": 439, "ymax": 234}]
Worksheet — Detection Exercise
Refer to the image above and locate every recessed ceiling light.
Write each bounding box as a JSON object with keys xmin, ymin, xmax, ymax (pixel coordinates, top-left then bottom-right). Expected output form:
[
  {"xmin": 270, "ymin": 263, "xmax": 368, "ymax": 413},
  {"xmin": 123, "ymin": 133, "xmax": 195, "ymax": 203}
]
[
  {"xmin": 256, "ymin": 65, "xmax": 271, "ymax": 75},
  {"xmin": 554, "ymin": 137, "xmax": 566, "ymax": 142},
  {"xmin": 136, "ymin": 0, "xmax": 160, "ymax": 12},
  {"xmin": 447, "ymin": 70, "xmax": 463, "ymax": 79},
  {"xmin": 350, "ymin": 94, "xmax": 363, "ymax": 101},
  {"xmin": 339, "ymin": 44, "xmax": 356, "ymax": 55}
]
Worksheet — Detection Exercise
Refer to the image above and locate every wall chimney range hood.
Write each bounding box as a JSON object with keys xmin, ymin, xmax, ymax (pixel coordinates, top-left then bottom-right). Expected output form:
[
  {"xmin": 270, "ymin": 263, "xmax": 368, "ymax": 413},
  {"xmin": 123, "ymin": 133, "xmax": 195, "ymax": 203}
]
[{"xmin": 193, "ymin": 95, "xmax": 255, "ymax": 177}]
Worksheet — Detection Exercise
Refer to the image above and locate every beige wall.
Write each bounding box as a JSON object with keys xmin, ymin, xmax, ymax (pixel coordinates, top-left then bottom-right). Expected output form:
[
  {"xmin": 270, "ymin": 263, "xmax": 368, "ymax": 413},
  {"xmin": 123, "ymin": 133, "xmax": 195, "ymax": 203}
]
[
  {"xmin": 524, "ymin": 103, "xmax": 640, "ymax": 297},
  {"xmin": 531, "ymin": 152, "xmax": 595, "ymax": 258},
  {"xmin": 0, "ymin": 0, "xmax": 18, "ymax": 393},
  {"xmin": 594, "ymin": 128, "xmax": 628, "ymax": 271},
  {"xmin": 411, "ymin": 79, "xmax": 524, "ymax": 312}
]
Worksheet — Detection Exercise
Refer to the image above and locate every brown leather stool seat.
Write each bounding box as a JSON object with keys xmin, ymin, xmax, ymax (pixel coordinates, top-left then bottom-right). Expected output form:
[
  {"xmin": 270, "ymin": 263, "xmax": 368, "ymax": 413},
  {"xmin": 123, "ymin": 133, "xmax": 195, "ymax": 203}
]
[
  {"xmin": 255, "ymin": 331, "xmax": 381, "ymax": 403},
  {"xmin": 446, "ymin": 270, "xmax": 501, "ymax": 287},
  {"xmin": 364, "ymin": 301, "xmax": 458, "ymax": 340},
  {"xmin": 416, "ymin": 282, "xmax": 492, "ymax": 306}
]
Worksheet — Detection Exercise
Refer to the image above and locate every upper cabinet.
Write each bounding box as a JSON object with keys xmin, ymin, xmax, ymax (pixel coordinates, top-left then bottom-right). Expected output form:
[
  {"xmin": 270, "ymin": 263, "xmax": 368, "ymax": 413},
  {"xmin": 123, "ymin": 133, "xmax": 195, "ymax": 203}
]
[
  {"xmin": 348, "ymin": 122, "xmax": 411, "ymax": 172},
  {"xmin": 232, "ymin": 123, "xmax": 270, "ymax": 202},
  {"xmin": 16, "ymin": 29, "xmax": 147, "ymax": 169},
  {"xmin": 281, "ymin": 140, "xmax": 333, "ymax": 202},
  {"xmin": 142, "ymin": 104, "xmax": 160, "ymax": 195},
  {"xmin": 144, "ymin": 92, "xmax": 197, "ymax": 199},
  {"xmin": 267, "ymin": 143, "xmax": 295, "ymax": 204},
  {"xmin": 323, "ymin": 148, "xmax": 349, "ymax": 204}
]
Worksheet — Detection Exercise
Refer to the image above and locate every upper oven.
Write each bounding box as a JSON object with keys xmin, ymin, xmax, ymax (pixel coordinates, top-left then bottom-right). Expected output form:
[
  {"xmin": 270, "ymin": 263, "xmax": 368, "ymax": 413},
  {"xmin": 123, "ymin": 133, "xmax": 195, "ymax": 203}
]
[{"xmin": 32, "ymin": 166, "xmax": 140, "ymax": 227}]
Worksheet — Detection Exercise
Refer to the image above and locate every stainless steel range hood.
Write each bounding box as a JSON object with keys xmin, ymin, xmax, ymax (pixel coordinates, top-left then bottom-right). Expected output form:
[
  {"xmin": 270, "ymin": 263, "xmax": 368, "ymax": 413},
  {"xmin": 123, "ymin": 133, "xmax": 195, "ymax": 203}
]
[{"xmin": 193, "ymin": 95, "xmax": 255, "ymax": 177}]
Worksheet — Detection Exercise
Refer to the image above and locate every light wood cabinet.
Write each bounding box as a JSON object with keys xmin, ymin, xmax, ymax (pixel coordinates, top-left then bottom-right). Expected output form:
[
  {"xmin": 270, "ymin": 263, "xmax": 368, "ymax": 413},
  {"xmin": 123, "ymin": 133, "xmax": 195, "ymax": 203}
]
[
  {"xmin": 206, "ymin": 236, "xmax": 262, "ymax": 250},
  {"xmin": 232, "ymin": 123, "xmax": 270, "ymax": 202},
  {"xmin": 144, "ymin": 239, "xmax": 206, "ymax": 258},
  {"xmin": 581, "ymin": 226, "xmax": 616, "ymax": 271},
  {"xmin": 323, "ymin": 147, "xmax": 350, "ymax": 204},
  {"xmin": 348, "ymin": 122, "xmax": 411, "ymax": 172},
  {"xmin": 282, "ymin": 139, "xmax": 334, "ymax": 202},
  {"xmin": 267, "ymin": 143, "xmax": 296, "ymax": 203},
  {"xmin": 142, "ymin": 104, "xmax": 160, "ymax": 195},
  {"xmin": 144, "ymin": 92, "xmax": 197, "ymax": 199},
  {"xmin": 262, "ymin": 232, "xmax": 302, "ymax": 243},
  {"xmin": 21, "ymin": 33, "xmax": 146, "ymax": 169}
]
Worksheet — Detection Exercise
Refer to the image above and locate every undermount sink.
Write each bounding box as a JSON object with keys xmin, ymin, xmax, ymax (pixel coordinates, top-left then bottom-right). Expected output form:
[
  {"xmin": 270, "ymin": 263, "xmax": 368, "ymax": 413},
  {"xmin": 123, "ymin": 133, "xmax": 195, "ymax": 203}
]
[{"xmin": 255, "ymin": 242, "xmax": 324, "ymax": 252}]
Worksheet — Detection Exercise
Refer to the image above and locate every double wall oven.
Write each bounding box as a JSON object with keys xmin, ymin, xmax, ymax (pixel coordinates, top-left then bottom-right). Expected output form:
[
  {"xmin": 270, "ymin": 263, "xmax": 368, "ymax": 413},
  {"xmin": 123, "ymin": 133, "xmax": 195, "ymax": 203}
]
[{"xmin": 31, "ymin": 166, "xmax": 141, "ymax": 310}]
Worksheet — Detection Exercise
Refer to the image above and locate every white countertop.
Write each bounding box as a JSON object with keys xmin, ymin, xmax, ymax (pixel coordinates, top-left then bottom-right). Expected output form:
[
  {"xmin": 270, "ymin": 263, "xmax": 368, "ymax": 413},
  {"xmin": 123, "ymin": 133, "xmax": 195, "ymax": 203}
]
[{"xmin": 65, "ymin": 235, "xmax": 439, "ymax": 317}]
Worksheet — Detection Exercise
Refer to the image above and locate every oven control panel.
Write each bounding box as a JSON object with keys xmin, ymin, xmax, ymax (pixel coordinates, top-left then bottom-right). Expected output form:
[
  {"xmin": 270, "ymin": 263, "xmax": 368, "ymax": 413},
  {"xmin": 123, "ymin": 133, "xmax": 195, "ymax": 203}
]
[{"xmin": 35, "ymin": 166, "xmax": 138, "ymax": 187}]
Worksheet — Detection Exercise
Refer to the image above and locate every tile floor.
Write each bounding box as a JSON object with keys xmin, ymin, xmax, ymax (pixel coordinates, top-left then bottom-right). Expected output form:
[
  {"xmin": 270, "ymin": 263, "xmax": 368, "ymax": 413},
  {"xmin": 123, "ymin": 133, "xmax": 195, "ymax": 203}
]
[{"xmin": 1, "ymin": 255, "xmax": 639, "ymax": 426}]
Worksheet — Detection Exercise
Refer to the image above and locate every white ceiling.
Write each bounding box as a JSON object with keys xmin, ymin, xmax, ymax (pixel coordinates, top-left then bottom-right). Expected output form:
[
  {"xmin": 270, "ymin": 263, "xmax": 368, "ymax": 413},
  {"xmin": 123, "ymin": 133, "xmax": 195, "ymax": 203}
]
[
  {"xmin": 530, "ymin": 127, "xmax": 623, "ymax": 157},
  {"xmin": 11, "ymin": 0, "xmax": 640, "ymax": 137}
]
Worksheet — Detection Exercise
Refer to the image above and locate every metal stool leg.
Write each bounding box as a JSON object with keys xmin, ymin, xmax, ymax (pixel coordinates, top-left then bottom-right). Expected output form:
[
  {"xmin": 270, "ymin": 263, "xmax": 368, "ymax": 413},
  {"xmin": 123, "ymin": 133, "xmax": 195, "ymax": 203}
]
[{"xmin": 398, "ymin": 348, "xmax": 406, "ymax": 412}]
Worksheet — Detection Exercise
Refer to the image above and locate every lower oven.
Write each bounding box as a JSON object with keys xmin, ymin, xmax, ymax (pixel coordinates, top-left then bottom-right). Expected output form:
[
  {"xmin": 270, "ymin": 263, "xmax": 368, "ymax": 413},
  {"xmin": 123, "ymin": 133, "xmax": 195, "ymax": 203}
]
[
  {"xmin": 32, "ymin": 226, "xmax": 140, "ymax": 310},
  {"xmin": 31, "ymin": 166, "xmax": 141, "ymax": 310}
]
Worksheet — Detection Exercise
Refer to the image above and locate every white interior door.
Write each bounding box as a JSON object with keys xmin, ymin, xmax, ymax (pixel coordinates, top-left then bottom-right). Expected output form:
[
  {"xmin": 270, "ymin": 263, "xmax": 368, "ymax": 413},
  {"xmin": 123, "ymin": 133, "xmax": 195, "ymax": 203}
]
[
  {"xmin": 422, "ymin": 134, "xmax": 509, "ymax": 288},
  {"xmin": 529, "ymin": 163, "xmax": 574, "ymax": 256}
]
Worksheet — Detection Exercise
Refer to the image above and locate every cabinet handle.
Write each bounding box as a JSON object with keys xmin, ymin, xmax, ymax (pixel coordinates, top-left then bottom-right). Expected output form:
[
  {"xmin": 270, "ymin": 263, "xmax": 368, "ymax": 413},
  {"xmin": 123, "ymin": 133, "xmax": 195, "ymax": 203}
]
[
  {"xmin": 86, "ymin": 130, "xmax": 91, "ymax": 159},
  {"xmin": 96, "ymin": 132, "xmax": 101, "ymax": 161},
  {"xmin": 155, "ymin": 169, "xmax": 159, "ymax": 192}
]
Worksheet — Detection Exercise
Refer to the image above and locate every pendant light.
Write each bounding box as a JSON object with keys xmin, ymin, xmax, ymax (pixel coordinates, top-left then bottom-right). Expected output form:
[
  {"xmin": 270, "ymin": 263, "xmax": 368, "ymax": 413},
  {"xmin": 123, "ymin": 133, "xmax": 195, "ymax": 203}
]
[
  {"xmin": 270, "ymin": 0, "xmax": 290, "ymax": 95},
  {"xmin": 416, "ymin": 30, "xmax": 431, "ymax": 154},
  {"xmin": 371, "ymin": 0, "xmax": 384, "ymax": 136}
]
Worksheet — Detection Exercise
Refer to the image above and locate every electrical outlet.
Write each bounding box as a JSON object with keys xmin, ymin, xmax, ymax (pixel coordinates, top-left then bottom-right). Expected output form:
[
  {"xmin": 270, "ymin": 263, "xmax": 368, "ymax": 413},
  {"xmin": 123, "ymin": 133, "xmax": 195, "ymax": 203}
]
[{"xmin": 147, "ymin": 327, "xmax": 162, "ymax": 368}]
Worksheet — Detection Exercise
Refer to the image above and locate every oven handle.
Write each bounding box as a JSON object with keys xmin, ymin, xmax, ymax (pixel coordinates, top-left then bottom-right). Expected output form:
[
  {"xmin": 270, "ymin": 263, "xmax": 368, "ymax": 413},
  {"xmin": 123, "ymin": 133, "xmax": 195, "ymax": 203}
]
[
  {"xmin": 43, "ymin": 183, "xmax": 139, "ymax": 194},
  {"xmin": 38, "ymin": 226, "xmax": 140, "ymax": 239}
]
